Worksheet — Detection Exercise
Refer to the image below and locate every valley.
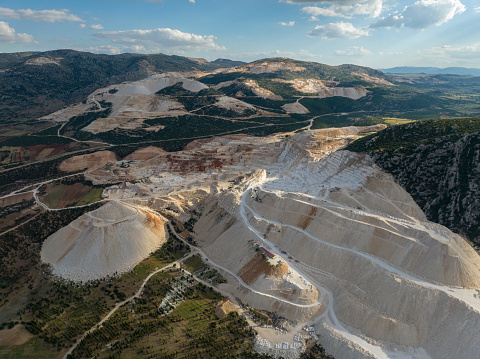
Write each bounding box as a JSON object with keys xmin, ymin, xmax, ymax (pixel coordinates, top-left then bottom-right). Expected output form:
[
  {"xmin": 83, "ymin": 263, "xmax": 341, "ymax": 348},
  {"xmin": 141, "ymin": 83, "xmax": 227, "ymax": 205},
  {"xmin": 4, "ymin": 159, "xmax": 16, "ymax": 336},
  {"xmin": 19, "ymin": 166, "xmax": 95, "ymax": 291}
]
[{"xmin": 1, "ymin": 53, "xmax": 480, "ymax": 359}]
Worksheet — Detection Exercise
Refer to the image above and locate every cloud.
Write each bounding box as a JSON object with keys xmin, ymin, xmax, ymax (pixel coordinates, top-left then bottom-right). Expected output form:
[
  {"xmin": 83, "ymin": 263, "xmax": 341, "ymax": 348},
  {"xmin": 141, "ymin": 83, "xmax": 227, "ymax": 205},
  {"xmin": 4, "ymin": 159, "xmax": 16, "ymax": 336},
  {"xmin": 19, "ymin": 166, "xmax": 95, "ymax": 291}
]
[
  {"xmin": 94, "ymin": 28, "xmax": 225, "ymax": 52},
  {"xmin": 226, "ymin": 49, "xmax": 320, "ymax": 61},
  {"xmin": 0, "ymin": 7, "xmax": 84, "ymax": 22},
  {"xmin": 279, "ymin": 21, "xmax": 295, "ymax": 26},
  {"xmin": 335, "ymin": 46, "xmax": 372, "ymax": 55},
  {"xmin": 301, "ymin": 0, "xmax": 383, "ymax": 18},
  {"xmin": 84, "ymin": 45, "xmax": 124, "ymax": 54},
  {"xmin": 475, "ymin": 6, "xmax": 480, "ymax": 13},
  {"xmin": 80, "ymin": 24, "xmax": 86, "ymax": 28},
  {"xmin": 0, "ymin": 21, "xmax": 34, "ymax": 43},
  {"xmin": 423, "ymin": 43, "xmax": 480, "ymax": 61},
  {"xmin": 189, "ymin": 0, "xmax": 195, "ymax": 3},
  {"xmin": 308, "ymin": 21, "xmax": 370, "ymax": 38},
  {"xmin": 371, "ymin": 0, "xmax": 465, "ymax": 29},
  {"xmin": 89, "ymin": 24, "xmax": 104, "ymax": 30}
]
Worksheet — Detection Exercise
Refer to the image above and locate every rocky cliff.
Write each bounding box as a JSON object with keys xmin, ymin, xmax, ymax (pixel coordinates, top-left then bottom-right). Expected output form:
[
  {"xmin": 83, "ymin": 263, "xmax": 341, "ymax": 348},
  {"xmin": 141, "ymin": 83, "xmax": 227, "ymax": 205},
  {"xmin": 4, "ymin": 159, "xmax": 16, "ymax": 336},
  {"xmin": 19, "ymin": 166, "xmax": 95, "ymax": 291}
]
[{"xmin": 348, "ymin": 118, "xmax": 480, "ymax": 245}]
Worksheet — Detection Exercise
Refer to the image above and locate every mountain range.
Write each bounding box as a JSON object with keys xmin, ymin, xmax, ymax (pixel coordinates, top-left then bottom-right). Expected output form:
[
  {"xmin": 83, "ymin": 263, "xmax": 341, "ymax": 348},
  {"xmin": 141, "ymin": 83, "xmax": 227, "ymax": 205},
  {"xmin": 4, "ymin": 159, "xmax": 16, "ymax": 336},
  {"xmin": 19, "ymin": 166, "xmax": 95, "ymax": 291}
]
[{"xmin": 380, "ymin": 66, "xmax": 480, "ymax": 76}]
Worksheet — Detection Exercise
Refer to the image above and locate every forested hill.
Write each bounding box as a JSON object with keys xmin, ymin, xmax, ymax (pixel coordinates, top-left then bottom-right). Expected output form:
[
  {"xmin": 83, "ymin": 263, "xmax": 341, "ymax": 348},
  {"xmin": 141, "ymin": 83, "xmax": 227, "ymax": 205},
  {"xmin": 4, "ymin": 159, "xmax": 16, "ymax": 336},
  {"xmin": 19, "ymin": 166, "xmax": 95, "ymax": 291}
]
[
  {"xmin": 0, "ymin": 50, "xmax": 238, "ymax": 123},
  {"xmin": 348, "ymin": 118, "xmax": 480, "ymax": 245}
]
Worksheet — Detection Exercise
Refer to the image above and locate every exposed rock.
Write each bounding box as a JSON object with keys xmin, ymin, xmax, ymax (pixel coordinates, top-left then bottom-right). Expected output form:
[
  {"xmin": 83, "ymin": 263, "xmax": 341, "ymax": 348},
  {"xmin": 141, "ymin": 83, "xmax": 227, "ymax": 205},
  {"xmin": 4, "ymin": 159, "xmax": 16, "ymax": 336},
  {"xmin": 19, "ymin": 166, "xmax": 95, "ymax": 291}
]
[
  {"xmin": 215, "ymin": 299, "xmax": 238, "ymax": 319},
  {"xmin": 351, "ymin": 72, "xmax": 394, "ymax": 86},
  {"xmin": 245, "ymin": 61, "xmax": 306, "ymax": 74},
  {"xmin": 282, "ymin": 102, "xmax": 310, "ymax": 114}
]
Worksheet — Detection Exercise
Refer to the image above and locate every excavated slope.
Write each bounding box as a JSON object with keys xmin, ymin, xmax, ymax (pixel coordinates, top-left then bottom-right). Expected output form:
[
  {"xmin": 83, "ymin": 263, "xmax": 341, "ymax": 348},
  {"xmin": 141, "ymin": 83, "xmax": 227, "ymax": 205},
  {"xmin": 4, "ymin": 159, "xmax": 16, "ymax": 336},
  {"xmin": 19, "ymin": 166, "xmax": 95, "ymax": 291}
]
[
  {"xmin": 188, "ymin": 135, "xmax": 480, "ymax": 359},
  {"xmin": 41, "ymin": 201, "xmax": 166, "ymax": 282}
]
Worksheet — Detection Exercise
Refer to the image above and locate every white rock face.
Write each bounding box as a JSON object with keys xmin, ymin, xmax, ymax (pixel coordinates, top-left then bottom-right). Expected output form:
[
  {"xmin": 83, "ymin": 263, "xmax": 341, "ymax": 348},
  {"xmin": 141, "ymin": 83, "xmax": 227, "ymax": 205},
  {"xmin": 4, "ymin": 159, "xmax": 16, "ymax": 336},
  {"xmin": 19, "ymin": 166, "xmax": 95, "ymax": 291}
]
[
  {"xmin": 281, "ymin": 102, "xmax": 310, "ymax": 114},
  {"xmin": 186, "ymin": 136, "xmax": 480, "ymax": 359},
  {"xmin": 41, "ymin": 202, "xmax": 166, "ymax": 282},
  {"xmin": 51, "ymin": 126, "xmax": 480, "ymax": 358}
]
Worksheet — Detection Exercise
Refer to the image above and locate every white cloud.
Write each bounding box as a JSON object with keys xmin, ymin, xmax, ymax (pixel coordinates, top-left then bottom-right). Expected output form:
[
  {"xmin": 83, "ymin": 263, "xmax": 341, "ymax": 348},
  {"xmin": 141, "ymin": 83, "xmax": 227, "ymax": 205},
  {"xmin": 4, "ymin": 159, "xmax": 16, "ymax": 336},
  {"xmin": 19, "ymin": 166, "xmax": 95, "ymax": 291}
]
[
  {"xmin": 89, "ymin": 24, "xmax": 104, "ymax": 30},
  {"xmin": 475, "ymin": 6, "xmax": 480, "ymax": 13},
  {"xmin": 301, "ymin": 0, "xmax": 383, "ymax": 18},
  {"xmin": 189, "ymin": 0, "xmax": 196, "ymax": 3},
  {"xmin": 335, "ymin": 46, "xmax": 372, "ymax": 55},
  {"xmin": 0, "ymin": 7, "xmax": 84, "ymax": 22},
  {"xmin": 79, "ymin": 24, "xmax": 86, "ymax": 28},
  {"xmin": 308, "ymin": 21, "xmax": 370, "ymax": 38},
  {"xmin": 94, "ymin": 28, "xmax": 225, "ymax": 52},
  {"xmin": 84, "ymin": 45, "xmax": 124, "ymax": 54},
  {"xmin": 0, "ymin": 21, "xmax": 34, "ymax": 43},
  {"xmin": 371, "ymin": 0, "xmax": 465, "ymax": 29},
  {"xmin": 279, "ymin": 21, "xmax": 295, "ymax": 26},
  {"xmin": 422, "ymin": 43, "xmax": 480, "ymax": 64},
  {"xmin": 226, "ymin": 49, "xmax": 320, "ymax": 61}
]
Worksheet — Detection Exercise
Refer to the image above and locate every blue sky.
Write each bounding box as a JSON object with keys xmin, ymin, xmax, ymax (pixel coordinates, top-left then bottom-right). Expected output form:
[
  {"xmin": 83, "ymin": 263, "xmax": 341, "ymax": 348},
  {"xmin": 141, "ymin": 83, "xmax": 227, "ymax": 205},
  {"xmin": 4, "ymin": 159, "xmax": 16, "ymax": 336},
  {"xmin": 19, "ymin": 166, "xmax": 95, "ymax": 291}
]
[{"xmin": 0, "ymin": 0, "xmax": 479, "ymax": 68}]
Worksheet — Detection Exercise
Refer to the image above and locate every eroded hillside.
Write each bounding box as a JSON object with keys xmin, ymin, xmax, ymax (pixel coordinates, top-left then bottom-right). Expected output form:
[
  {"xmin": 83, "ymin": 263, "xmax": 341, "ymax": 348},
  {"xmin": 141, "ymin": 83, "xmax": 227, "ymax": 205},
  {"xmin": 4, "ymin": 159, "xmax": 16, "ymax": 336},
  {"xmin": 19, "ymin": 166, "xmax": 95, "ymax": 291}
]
[{"xmin": 23, "ymin": 124, "xmax": 480, "ymax": 359}]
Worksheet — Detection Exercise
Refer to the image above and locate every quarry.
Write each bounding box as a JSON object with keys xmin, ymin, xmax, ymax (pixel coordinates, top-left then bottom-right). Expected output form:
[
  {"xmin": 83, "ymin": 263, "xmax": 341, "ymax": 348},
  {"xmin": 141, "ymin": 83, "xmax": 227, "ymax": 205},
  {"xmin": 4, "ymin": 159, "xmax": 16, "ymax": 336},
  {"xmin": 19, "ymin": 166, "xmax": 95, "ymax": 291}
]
[{"xmin": 32, "ymin": 124, "xmax": 480, "ymax": 359}]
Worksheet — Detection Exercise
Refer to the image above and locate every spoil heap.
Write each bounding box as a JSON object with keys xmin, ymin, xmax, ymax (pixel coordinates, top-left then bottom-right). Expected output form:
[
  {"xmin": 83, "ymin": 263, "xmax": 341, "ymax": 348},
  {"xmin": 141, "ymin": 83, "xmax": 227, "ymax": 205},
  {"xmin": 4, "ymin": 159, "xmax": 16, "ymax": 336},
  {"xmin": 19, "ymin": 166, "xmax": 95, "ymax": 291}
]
[{"xmin": 41, "ymin": 201, "xmax": 166, "ymax": 282}]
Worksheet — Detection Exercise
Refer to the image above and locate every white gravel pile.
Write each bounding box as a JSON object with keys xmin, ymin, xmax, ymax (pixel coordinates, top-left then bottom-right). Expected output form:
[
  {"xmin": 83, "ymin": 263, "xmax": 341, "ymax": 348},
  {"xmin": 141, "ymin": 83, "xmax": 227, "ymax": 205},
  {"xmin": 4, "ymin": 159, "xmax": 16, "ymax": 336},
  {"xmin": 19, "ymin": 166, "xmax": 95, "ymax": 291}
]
[{"xmin": 41, "ymin": 202, "xmax": 165, "ymax": 282}]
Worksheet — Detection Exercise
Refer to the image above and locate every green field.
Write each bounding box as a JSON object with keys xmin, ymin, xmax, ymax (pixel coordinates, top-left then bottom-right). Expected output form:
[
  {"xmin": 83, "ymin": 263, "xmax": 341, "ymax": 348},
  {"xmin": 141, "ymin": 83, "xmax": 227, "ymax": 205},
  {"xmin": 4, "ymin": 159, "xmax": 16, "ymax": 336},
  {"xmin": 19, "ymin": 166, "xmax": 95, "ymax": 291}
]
[{"xmin": 76, "ymin": 188, "xmax": 104, "ymax": 206}]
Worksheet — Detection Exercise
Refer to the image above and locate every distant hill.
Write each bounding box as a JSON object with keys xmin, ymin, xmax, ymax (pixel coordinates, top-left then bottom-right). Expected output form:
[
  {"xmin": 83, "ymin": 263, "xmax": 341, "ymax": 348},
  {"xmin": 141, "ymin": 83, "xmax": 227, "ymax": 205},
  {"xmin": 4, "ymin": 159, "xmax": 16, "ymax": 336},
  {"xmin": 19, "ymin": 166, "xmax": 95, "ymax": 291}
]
[
  {"xmin": 0, "ymin": 50, "xmax": 241, "ymax": 124},
  {"xmin": 210, "ymin": 58, "xmax": 246, "ymax": 67},
  {"xmin": 380, "ymin": 66, "xmax": 480, "ymax": 76}
]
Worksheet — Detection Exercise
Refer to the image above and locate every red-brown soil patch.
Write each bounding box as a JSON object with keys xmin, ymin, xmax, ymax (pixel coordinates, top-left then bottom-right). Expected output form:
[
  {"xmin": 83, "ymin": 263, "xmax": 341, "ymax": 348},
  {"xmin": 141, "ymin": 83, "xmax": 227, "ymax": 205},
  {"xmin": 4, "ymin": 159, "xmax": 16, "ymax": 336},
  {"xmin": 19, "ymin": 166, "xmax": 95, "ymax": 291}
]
[
  {"xmin": 57, "ymin": 183, "xmax": 92, "ymax": 208},
  {"xmin": 124, "ymin": 146, "xmax": 166, "ymax": 161},
  {"xmin": 0, "ymin": 192, "xmax": 33, "ymax": 207},
  {"xmin": 145, "ymin": 212, "xmax": 165, "ymax": 235},
  {"xmin": 238, "ymin": 252, "xmax": 288, "ymax": 285},
  {"xmin": 28, "ymin": 144, "xmax": 66, "ymax": 160},
  {"xmin": 59, "ymin": 151, "xmax": 118, "ymax": 172},
  {"xmin": 299, "ymin": 206, "xmax": 318, "ymax": 230}
]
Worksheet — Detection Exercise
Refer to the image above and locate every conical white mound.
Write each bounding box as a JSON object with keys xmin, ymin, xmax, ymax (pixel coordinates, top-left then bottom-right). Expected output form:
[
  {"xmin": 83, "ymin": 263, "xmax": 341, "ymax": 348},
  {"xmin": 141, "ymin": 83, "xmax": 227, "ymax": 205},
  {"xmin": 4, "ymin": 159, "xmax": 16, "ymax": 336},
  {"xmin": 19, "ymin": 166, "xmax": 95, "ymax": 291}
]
[{"xmin": 41, "ymin": 201, "xmax": 166, "ymax": 282}]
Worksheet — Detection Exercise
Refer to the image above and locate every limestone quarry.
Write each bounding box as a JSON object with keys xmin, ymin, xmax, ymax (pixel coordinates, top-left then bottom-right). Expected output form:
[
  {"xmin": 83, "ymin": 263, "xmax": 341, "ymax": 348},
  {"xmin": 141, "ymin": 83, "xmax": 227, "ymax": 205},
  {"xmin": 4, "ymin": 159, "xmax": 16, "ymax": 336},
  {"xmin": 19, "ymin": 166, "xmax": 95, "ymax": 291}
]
[{"xmin": 48, "ymin": 124, "xmax": 480, "ymax": 359}]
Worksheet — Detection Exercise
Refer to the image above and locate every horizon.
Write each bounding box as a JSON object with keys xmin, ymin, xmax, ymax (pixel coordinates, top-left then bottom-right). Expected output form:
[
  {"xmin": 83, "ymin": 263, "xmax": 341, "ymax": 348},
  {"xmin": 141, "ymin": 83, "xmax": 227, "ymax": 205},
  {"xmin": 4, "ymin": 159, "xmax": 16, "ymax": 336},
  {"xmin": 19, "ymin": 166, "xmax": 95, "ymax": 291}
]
[
  {"xmin": 3, "ymin": 48, "xmax": 480, "ymax": 71},
  {"xmin": 0, "ymin": 1, "xmax": 479, "ymax": 69}
]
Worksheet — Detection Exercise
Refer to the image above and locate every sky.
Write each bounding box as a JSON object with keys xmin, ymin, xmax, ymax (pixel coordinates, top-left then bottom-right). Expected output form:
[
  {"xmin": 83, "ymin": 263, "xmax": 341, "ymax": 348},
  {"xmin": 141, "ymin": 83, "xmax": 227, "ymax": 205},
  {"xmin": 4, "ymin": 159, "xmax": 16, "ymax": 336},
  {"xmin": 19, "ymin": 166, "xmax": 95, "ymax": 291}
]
[{"xmin": 0, "ymin": 0, "xmax": 479, "ymax": 69}]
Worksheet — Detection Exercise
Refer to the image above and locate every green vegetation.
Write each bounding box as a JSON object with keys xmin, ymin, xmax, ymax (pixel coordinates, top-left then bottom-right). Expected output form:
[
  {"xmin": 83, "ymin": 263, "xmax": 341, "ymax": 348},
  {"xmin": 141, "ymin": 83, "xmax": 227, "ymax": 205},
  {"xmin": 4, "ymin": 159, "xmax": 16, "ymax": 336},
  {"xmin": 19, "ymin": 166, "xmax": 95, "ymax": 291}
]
[
  {"xmin": 76, "ymin": 188, "xmax": 103, "ymax": 206},
  {"xmin": 0, "ymin": 213, "xmax": 190, "ymax": 357},
  {"xmin": 0, "ymin": 135, "xmax": 71, "ymax": 147},
  {"xmin": 300, "ymin": 343, "xmax": 335, "ymax": 359},
  {"xmin": 69, "ymin": 276, "xmax": 260, "ymax": 359},
  {"xmin": 347, "ymin": 118, "xmax": 480, "ymax": 153},
  {"xmin": 300, "ymin": 97, "xmax": 363, "ymax": 116},
  {"xmin": 0, "ymin": 154, "xmax": 82, "ymax": 196},
  {"xmin": 348, "ymin": 117, "xmax": 480, "ymax": 244},
  {"xmin": 0, "ymin": 337, "xmax": 60, "ymax": 358},
  {"xmin": 0, "ymin": 49, "xmax": 238, "ymax": 126},
  {"xmin": 255, "ymin": 79, "xmax": 306, "ymax": 98},
  {"xmin": 382, "ymin": 118, "xmax": 416, "ymax": 126},
  {"xmin": 35, "ymin": 125, "xmax": 62, "ymax": 136},
  {"xmin": 61, "ymin": 102, "xmax": 112, "ymax": 137},
  {"xmin": 39, "ymin": 179, "xmax": 104, "ymax": 209},
  {"xmin": 183, "ymin": 255, "xmax": 227, "ymax": 286},
  {"xmin": 94, "ymin": 114, "xmax": 304, "ymax": 145}
]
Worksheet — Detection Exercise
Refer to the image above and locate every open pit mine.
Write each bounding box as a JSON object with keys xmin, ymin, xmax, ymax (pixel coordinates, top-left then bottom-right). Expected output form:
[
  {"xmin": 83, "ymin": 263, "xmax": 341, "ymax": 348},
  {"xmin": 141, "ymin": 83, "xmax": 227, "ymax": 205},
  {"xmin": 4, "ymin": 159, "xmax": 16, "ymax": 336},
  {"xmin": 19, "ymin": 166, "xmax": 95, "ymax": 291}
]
[{"xmin": 42, "ymin": 125, "xmax": 480, "ymax": 359}]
